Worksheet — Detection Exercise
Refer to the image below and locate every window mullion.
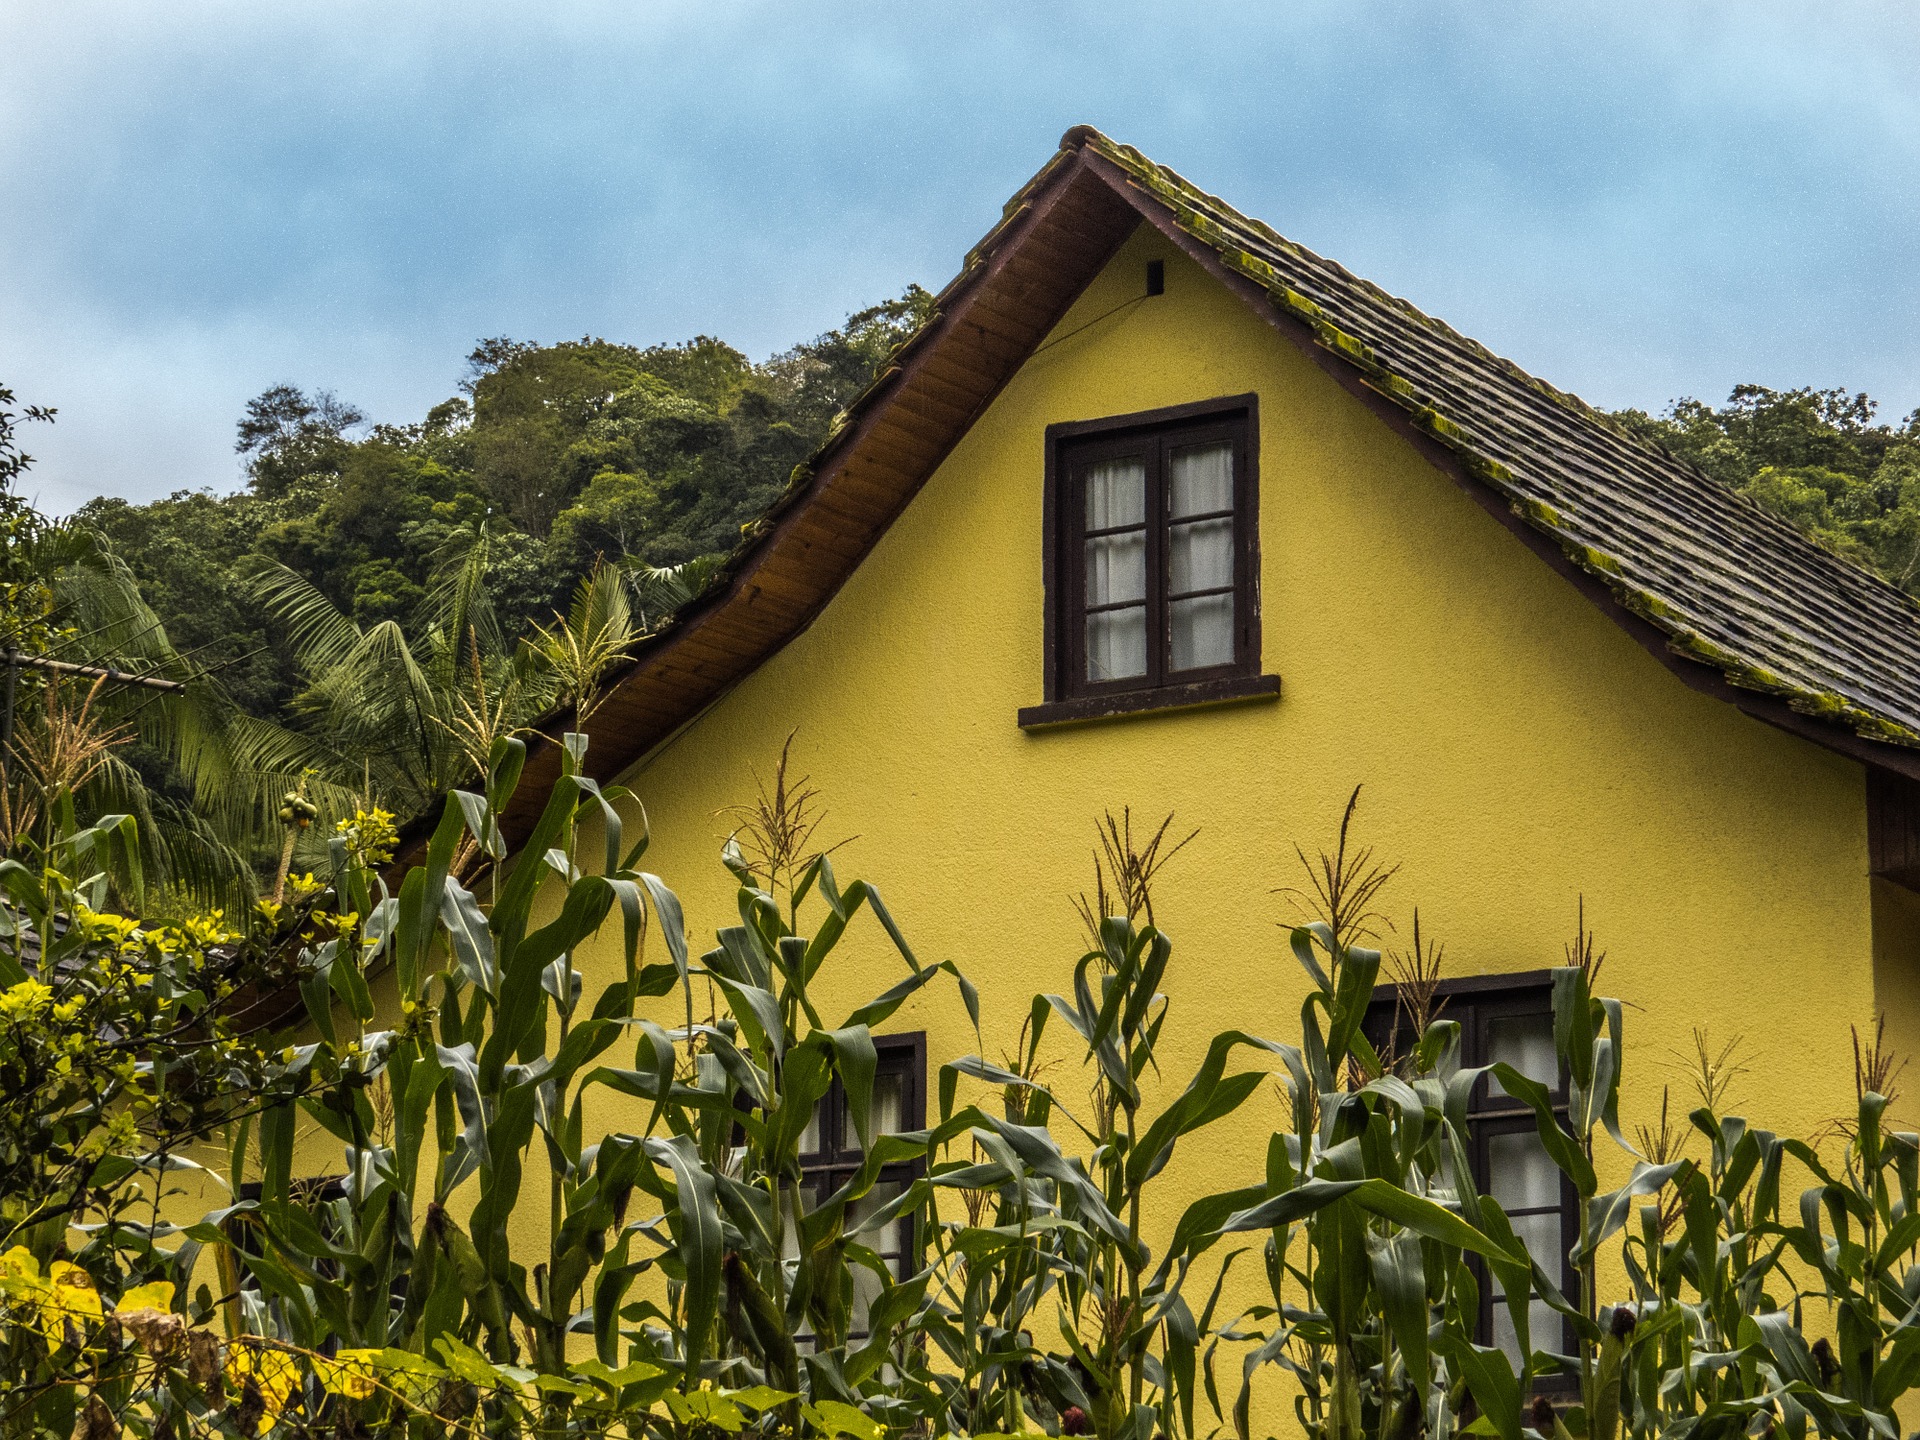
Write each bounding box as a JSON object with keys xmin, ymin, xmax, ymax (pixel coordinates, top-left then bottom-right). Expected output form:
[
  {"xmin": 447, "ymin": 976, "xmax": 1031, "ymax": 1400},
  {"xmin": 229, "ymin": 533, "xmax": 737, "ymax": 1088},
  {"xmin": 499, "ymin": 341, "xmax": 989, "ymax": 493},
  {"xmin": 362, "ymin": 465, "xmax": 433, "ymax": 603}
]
[
  {"xmin": 1067, "ymin": 464, "xmax": 1086, "ymax": 696},
  {"xmin": 1236, "ymin": 433, "xmax": 1254, "ymax": 662},
  {"xmin": 1150, "ymin": 438, "xmax": 1168, "ymax": 688}
]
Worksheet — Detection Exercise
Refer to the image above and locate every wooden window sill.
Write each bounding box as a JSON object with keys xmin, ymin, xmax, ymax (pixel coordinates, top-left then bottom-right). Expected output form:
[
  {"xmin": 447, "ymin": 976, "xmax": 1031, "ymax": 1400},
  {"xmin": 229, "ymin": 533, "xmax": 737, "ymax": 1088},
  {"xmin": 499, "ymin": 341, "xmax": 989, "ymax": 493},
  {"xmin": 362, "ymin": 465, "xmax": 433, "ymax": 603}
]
[{"xmin": 1017, "ymin": 673, "xmax": 1281, "ymax": 730}]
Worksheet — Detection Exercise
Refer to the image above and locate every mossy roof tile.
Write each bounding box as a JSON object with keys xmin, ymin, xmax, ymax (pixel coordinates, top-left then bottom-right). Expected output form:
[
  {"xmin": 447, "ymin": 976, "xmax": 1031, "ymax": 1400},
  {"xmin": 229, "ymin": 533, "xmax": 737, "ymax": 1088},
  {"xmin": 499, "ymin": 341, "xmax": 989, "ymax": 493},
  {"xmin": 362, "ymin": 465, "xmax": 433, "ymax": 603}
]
[{"xmin": 1062, "ymin": 128, "xmax": 1920, "ymax": 747}]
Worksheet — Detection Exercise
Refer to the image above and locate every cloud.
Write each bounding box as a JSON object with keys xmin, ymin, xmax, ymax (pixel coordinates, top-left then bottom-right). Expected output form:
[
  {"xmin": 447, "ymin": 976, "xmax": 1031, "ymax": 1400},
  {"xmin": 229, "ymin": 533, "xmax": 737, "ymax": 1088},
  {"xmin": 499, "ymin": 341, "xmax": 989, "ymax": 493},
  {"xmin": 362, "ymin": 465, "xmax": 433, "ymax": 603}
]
[{"xmin": 3, "ymin": 0, "xmax": 1917, "ymax": 511}]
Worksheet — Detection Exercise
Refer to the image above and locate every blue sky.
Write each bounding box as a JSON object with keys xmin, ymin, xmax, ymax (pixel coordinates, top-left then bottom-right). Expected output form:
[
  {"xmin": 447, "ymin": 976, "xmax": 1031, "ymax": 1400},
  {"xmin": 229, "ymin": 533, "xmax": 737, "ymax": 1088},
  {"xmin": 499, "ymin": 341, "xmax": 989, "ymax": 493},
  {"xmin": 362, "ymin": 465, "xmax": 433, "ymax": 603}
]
[{"xmin": 3, "ymin": 1, "xmax": 1917, "ymax": 515}]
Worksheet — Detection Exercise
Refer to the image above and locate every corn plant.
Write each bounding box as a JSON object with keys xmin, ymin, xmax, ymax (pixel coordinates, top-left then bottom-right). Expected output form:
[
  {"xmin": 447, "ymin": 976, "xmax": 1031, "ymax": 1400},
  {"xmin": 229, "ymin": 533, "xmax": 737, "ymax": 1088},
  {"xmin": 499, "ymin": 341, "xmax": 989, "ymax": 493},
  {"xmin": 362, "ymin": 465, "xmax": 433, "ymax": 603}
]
[
  {"xmin": 23, "ymin": 756, "xmax": 1920, "ymax": 1440},
  {"xmin": 588, "ymin": 830, "xmax": 984, "ymax": 1431},
  {"xmin": 935, "ymin": 914, "xmax": 1301, "ymax": 1440},
  {"xmin": 216, "ymin": 734, "xmax": 665, "ymax": 1385},
  {"xmin": 206, "ymin": 732, "xmax": 991, "ymax": 1436},
  {"xmin": 932, "ymin": 811, "xmax": 1532, "ymax": 1440},
  {"xmin": 1204, "ymin": 915, "xmax": 1544, "ymax": 1440}
]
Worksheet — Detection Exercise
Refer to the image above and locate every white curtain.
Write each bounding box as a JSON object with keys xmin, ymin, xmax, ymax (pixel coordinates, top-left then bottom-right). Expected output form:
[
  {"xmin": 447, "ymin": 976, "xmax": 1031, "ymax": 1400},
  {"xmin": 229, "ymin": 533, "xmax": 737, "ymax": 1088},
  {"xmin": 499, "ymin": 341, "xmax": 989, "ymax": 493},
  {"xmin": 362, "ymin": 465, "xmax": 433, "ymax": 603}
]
[{"xmin": 1085, "ymin": 457, "xmax": 1148, "ymax": 680}]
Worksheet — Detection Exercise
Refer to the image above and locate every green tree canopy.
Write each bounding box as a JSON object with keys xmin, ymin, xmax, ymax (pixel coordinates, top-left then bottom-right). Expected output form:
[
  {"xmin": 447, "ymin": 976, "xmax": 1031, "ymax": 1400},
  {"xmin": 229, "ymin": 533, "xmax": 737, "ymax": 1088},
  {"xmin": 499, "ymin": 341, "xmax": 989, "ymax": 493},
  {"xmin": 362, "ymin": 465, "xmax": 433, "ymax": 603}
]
[{"xmin": 66, "ymin": 289, "xmax": 935, "ymax": 860}]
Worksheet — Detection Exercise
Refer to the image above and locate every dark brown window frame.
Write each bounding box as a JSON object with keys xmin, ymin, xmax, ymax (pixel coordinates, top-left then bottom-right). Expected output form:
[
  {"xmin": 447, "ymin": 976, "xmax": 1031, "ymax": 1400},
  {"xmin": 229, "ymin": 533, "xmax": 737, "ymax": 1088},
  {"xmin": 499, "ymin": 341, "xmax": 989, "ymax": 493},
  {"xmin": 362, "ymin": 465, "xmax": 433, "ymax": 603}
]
[
  {"xmin": 798, "ymin": 1031, "xmax": 927, "ymax": 1289},
  {"xmin": 1364, "ymin": 971, "xmax": 1580, "ymax": 1380},
  {"xmin": 1020, "ymin": 395, "xmax": 1279, "ymax": 730}
]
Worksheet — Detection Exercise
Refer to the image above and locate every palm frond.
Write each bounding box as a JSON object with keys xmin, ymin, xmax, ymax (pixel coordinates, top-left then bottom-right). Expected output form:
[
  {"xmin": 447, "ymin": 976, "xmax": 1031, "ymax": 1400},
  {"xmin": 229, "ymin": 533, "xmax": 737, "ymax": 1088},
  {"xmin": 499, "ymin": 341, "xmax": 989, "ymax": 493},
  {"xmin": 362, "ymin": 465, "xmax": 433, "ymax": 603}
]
[
  {"xmin": 420, "ymin": 520, "xmax": 508, "ymax": 685},
  {"xmin": 85, "ymin": 753, "xmax": 258, "ymax": 913},
  {"xmin": 623, "ymin": 554, "xmax": 719, "ymax": 631},
  {"xmin": 241, "ymin": 557, "xmax": 367, "ymax": 677},
  {"xmin": 527, "ymin": 561, "xmax": 637, "ymax": 725}
]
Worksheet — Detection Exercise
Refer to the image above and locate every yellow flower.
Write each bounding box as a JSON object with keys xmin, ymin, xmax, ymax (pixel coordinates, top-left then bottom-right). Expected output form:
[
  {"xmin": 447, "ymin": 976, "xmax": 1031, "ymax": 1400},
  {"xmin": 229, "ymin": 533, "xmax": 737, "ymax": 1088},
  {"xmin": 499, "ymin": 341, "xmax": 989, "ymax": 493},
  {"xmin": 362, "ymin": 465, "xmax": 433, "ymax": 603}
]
[
  {"xmin": 314, "ymin": 1348, "xmax": 382, "ymax": 1400},
  {"xmin": 226, "ymin": 1341, "xmax": 301, "ymax": 1432},
  {"xmin": 0, "ymin": 979, "xmax": 53, "ymax": 1022},
  {"xmin": 72, "ymin": 906, "xmax": 141, "ymax": 946},
  {"xmin": 335, "ymin": 807, "xmax": 399, "ymax": 867},
  {"xmin": 166, "ymin": 913, "xmax": 237, "ymax": 949}
]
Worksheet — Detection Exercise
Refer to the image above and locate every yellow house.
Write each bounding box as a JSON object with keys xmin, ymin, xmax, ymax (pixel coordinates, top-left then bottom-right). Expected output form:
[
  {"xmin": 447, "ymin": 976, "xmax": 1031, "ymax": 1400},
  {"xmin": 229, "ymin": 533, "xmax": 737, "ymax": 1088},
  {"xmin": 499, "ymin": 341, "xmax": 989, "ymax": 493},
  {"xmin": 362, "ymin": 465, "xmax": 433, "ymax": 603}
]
[{"xmin": 450, "ymin": 127, "xmax": 1920, "ymax": 1374}]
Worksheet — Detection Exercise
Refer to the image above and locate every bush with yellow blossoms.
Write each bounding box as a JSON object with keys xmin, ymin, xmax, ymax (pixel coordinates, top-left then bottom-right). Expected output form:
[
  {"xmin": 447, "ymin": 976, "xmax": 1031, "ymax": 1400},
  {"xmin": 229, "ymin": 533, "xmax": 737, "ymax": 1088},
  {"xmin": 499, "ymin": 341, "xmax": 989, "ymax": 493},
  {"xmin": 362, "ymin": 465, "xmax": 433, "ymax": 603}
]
[{"xmin": 0, "ymin": 802, "xmax": 385, "ymax": 1436}]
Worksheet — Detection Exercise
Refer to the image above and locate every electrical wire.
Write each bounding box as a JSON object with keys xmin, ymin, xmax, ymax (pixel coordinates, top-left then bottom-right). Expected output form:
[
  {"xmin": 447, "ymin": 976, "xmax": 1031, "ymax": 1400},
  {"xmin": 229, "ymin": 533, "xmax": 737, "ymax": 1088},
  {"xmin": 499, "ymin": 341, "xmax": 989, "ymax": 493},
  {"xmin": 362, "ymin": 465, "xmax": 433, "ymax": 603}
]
[{"xmin": 1029, "ymin": 293, "xmax": 1150, "ymax": 359}]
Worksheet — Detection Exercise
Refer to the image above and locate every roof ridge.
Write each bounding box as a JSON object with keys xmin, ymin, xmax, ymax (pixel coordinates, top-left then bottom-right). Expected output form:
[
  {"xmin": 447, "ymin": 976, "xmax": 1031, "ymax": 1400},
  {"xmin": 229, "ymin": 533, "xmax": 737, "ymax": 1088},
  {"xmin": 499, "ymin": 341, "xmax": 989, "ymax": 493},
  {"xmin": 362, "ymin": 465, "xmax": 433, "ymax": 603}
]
[
  {"xmin": 1058, "ymin": 124, "xmax": 1920, "ymax": 748},
  {"xmin": 1067, "ymin": 127, "xmax": 1719, "ymax": 473}
]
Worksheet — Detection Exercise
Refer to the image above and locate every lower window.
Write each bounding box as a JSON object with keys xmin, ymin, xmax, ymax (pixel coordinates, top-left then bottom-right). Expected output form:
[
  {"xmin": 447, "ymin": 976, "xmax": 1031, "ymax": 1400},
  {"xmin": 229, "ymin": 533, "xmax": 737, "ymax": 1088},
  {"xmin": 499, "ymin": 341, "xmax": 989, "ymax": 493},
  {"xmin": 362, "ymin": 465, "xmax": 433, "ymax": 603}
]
[
  {"xmin": 793, "ymin": 1032, "xmax": 925, "ymax": 1336},
  {"xmin": 1366, "ymin": 974, "xmax": 1576, "ymax": 1366}
]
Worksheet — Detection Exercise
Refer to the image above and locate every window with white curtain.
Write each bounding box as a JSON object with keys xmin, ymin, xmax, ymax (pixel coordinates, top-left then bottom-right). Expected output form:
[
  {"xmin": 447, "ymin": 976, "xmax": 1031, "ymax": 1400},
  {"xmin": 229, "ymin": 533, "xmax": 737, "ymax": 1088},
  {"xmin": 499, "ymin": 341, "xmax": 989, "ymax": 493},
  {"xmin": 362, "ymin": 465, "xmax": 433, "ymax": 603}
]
[
  {"xmin": 1043, "ymin": 399, "xmax": 1259, "ymax": 707},
  {"xmin": 1364, "ymin": 975, "xmax": 1578, "ymax": 1386}
]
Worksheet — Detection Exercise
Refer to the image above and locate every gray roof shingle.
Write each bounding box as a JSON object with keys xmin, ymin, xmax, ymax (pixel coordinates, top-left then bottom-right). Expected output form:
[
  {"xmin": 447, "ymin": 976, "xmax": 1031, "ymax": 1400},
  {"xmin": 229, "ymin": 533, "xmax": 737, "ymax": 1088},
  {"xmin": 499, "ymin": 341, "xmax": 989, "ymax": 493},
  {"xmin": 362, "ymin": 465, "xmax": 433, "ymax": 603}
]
[{"xmin": 1071, "ymin": 128, "xmax": 1920, "ymax": 749}]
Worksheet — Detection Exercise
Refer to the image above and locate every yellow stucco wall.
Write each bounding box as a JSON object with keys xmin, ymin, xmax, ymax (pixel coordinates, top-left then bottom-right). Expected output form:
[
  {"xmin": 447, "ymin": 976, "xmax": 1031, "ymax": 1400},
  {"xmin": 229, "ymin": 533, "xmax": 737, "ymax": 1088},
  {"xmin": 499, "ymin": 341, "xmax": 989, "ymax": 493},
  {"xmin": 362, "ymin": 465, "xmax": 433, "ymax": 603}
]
[{"xmin": 556, "ymin": 226, "xmax": 1883, "ymax": 1417}]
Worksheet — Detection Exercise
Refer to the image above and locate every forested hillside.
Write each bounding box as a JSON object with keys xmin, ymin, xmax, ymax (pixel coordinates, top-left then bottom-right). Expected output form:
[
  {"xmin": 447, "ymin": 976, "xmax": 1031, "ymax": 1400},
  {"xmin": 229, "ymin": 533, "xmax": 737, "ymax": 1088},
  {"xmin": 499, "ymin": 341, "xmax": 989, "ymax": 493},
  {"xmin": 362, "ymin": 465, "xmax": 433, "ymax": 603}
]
[
  {"xmin": 84, "ymin": 366, "xmax": 1920, "ymax": 738},
  {"xmin": 78, "ymin": 287, "xmax": 934, "ymax": 723}
]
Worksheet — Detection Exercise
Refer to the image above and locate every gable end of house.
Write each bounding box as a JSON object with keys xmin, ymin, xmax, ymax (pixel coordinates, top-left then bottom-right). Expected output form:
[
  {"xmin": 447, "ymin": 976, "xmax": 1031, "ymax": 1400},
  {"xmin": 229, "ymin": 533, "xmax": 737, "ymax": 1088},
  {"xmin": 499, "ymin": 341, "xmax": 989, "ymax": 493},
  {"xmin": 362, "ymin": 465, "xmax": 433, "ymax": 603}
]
[{"xmin": 397, "ymin": 127, "xmax": 1920, "ymax": 882}]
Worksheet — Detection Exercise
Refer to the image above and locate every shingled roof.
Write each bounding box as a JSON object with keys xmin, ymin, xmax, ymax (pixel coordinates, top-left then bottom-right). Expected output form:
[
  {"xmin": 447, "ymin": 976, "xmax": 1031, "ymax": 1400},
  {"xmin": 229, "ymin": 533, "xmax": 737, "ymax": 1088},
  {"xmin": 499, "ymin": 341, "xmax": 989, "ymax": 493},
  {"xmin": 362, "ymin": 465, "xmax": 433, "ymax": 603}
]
[
  {"xmin": 1075, "ymin": 130, "xmax": 1920, "ymax": 748},
  {"xmin": 413, "ymin": 126, "xmax": 1920, "ymax": 863}
]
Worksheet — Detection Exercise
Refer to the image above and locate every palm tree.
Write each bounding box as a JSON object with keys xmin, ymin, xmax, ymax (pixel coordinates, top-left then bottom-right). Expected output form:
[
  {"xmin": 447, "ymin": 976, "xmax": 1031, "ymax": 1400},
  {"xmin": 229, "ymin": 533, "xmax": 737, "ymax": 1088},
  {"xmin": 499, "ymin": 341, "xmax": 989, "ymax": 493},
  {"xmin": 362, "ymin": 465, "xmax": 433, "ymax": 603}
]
[
  {"xmin": 527, "ymin": 552, "xmax": 720, "ymax": 721},
  {"xmin": 2, "ymin": 518, "xmax": 312, "ymax": 909},
  {"xmin": 245, "ymin": 522, "xmax": 717, "ymax": 827}
]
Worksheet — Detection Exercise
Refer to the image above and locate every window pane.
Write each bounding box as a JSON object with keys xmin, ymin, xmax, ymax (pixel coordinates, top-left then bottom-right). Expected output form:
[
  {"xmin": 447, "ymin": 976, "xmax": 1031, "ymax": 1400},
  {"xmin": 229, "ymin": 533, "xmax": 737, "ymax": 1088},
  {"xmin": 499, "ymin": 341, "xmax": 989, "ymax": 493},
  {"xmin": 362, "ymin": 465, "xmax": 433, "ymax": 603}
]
[
  {"xmin": 1170, "ymin": 594, "xmax": 1234, "ymax": 671},
  {"xmin": 1088, "ymin": 607, "xmax": 1148, "ymax": 681},
  {"xmin": 1490, "ymin": 1297, "xmax": 1561, "ymax": 1365},
  {"xmin": 849, "ymin": 1182, "xmax": 907, "ymax": 1263},
  {"xmin": 1086, "ymin": 531, "xmax": 1146, "ymax": 605},
  {"xmin": 1086, "ymin": 458, "xmax": 1146, "ymax": 529},
  {"xmin": 1488, "ymin": 1013, "xmax": 1556, "ymax": 1095},
  {"xmin": 1169, "ymin": 518, "xmax": 1233, "ymax": 594},
  {"xmin": 849, "ymin": 1181, "xmax": 908, "ymax": 1333},
  {"xmin": 799, "ymin": 1102, "xmax": 823, "ymax": 1157},
  {"xmin": 1504, "ymin": 1209, "xmax": 1566, "ymax": 1281},
  {"xmin": 1169, "ymin": 442, "xmax": 1232, "ymax": 517},
  {"xmin": 1488, "ymin": 1129, "xmax": 1560, "ymax": 1211},
  {"xmin": 842, "ymin": 1068, "xmax": 908, "ymax": 1144}
]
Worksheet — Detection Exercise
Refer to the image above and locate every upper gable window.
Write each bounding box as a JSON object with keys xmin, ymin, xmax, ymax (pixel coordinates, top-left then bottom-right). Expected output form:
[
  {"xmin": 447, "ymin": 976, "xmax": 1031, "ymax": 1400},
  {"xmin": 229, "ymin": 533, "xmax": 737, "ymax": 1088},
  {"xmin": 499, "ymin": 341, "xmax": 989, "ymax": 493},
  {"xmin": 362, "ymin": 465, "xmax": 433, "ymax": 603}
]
[{"xmin": 1023, "ymin": 396, "xmax": 1273, "ymax": 727}]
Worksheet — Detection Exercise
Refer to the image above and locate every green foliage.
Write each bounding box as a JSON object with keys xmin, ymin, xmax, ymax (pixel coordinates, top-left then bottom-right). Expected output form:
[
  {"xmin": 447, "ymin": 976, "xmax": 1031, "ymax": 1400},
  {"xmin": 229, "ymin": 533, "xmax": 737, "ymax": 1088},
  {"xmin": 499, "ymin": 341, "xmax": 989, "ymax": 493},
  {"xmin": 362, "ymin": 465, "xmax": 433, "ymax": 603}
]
[
  {"xmin": 62, "ymin": 289, "xmax": 935, "ymax": 855},
  {"xmin": 9, "ymin": 768, "xmax": 1920, "ymax": 1440},
  {"xmin": 21, "ymin": 342, "xmax": 1920, "ymax": 1438},
  {"xmin": 1615, "ymin": 385, "xmax": 1920, "ymax": 594},
  {"xmin": 0, "ymin": 384, "xmax": 55, "ymax": 498},
  {"xmin": 0, "ymin": 287, "xmax": 931, "ymax": 904},
  {"xmin": 0, "ymin": 800, "xmax": 363, "ymax": 1437}
]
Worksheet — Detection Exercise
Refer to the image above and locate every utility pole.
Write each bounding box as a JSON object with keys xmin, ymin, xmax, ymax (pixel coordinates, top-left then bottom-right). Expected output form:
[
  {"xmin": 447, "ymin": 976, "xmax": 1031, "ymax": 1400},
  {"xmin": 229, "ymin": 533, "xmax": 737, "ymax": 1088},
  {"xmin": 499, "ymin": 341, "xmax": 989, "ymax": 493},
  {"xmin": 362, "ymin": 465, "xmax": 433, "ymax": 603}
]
[{"xmin": 0, "ymin": 648, "xmax": 186, "ymax": 784}]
